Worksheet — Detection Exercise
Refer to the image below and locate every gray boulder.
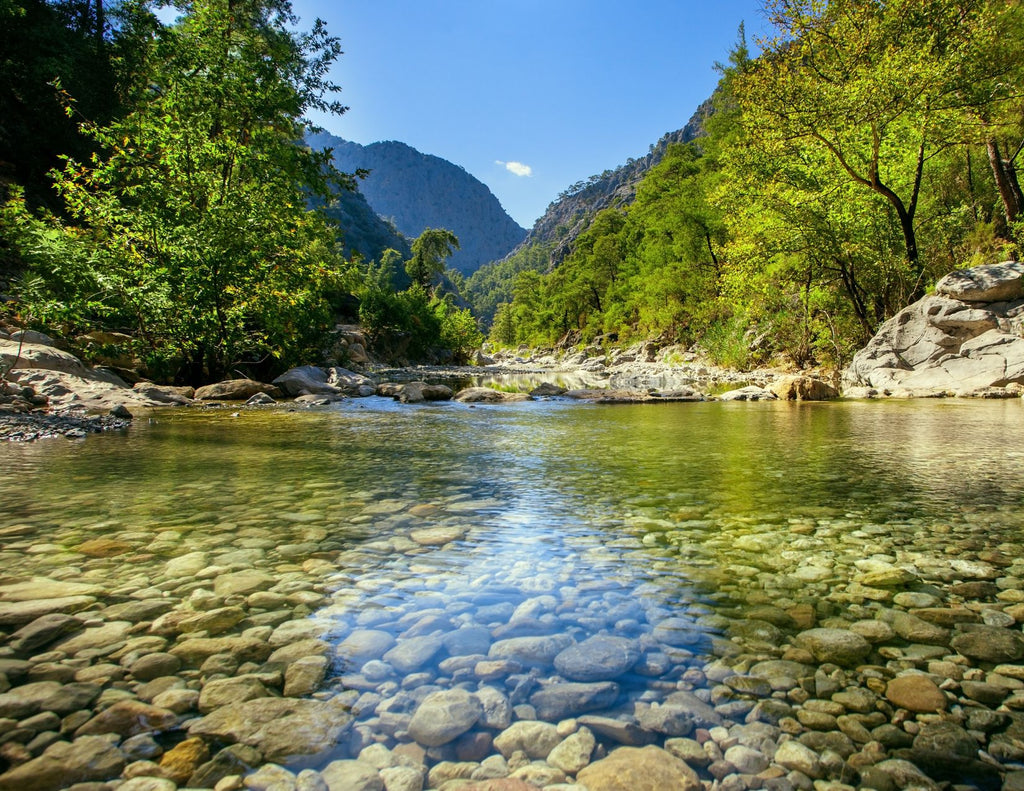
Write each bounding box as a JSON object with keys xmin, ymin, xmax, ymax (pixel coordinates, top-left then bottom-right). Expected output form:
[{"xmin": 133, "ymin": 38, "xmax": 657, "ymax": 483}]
[
  {"xmin": 936, "ymin": 260, "xmax": 1024, "ymax": 302},
  {"xmin": 189, "ymin": 697, "xmax": 353, "ymax": 763},
  {"xmin": 194, "ymin": 379, "xmax": 282, "ymax": 401},
  {"xmin": 272, "ymin": 366, "xmax": 341, "ymax": 397},
  {"xmin": 844, "ymin": 261, "xmax": 1024, "ymax": 394},
  {"xmin": 553, "ymin": 635, "xmax": 640, "ymax": 682},
  {"xmin": 327, "ymin": 367, "xmax": 377, "ymax": 396},
  {"xmin": 454, "ymin": 387, "xmax": 531, "ymax": 403}
]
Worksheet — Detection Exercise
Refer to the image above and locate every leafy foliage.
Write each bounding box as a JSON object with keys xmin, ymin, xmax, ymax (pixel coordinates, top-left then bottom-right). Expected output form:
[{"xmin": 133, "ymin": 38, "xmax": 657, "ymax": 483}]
[
  {"xmin": 8, "ymin": 0, "xmax": 359, "ymax": 382},
  {"xmin": 357, "ymin": 230, "xmax": 481, "ymax": 364}
]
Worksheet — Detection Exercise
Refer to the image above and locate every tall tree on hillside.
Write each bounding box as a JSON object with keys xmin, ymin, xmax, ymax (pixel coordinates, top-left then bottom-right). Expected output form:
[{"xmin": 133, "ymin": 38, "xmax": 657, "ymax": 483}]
[
  {"xmin": 406, "ymin": 227, "xmax": 459, "ymax": 290},
  {"xmin": 51, "ymin": 0, "xmax": 356, "ymax": 382}
]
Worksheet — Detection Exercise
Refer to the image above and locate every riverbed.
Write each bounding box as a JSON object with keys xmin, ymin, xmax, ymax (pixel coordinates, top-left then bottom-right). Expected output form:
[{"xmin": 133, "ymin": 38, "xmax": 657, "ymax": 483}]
[{"xmin": 1, "ymin": 397, "xmax": 1023, "ymax": 790}]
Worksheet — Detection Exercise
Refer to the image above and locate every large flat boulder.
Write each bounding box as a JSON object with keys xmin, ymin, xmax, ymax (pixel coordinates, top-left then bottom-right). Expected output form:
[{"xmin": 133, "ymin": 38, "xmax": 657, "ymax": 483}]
[
  {"xmin": 844, "ymin": 262, "xmax": 1024, "ymax": 395},
  {"xmin": 1, "ymin": 339, "xmax": 190, "ymax": 409},
  {"xmin": 189, "ymin": 697, "xmax": 353, "ymax": 763},
  {"xmin": 194, "ymin": 379, "xmax": 282, "ymax": 401},
  {"xmin": 272, "ymin": 366, "xmax": 342, "ymax": 397}
]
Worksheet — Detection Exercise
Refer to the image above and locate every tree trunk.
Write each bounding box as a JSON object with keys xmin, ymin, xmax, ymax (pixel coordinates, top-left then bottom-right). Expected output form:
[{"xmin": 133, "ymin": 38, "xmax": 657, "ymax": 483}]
[{"xmin": 988, "ymin": 138, "xmax": 1023, "ymax": 232}]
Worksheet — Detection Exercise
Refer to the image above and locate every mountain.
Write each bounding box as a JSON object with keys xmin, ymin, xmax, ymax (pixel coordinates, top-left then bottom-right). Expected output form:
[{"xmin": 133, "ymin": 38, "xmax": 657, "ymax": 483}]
[
  {"xmin": 308, "ymin": 132, "xmax": 527, "ymax": 275},
  {"xmin": 521, "ymin": 99, "xmax": 713, "ymax": 265}
]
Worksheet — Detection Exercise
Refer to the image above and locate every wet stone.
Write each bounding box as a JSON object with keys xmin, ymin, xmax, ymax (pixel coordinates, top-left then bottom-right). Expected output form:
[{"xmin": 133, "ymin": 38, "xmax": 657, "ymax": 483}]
[
  {"xmin": 552, "ymin": 635, "xmax": 640, "ymax": 682},
  {"xmin": 794, "ymin": 629, "xmax": 872, "ymax": 667},
  {"xmin": 408, "ymin": 688, "xmax": 483, "ymax": 747},
  {"xmin": 529, "ymin": 681, "xmax": 620, "ymax": 721},
  {"xmin": 951, "ymin": 625, "xmax": 1024, "ymax": 663}
]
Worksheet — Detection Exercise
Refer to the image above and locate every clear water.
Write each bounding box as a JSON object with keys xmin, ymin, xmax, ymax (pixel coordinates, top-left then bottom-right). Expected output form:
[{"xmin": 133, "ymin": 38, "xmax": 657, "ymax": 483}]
[{"xmin": 2, "ymin": 397, "xmax": 1024, "ymax": 768}]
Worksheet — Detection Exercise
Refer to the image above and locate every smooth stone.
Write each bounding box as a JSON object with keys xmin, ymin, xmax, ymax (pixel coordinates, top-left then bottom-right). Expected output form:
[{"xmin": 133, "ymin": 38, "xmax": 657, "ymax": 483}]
[
  {"xmin": 129, "ymin": 653, "xmax": 182, "ymax": 681},
  {"xmin": 651, "ymin": 617, "xmax": 704, "ymax": 647},
  {"xmin": 408, "ymin": 689, "xmax": 483, "ymax": 747},
  {"xmin": 8, "ymin": 614, "xmax": 84, "ymax": 654},
  {"xmin": 169, "ymin": 637, "xmax": 272, "ymax": 667},
  {"xmin": 576, "ymin": 715, "xmax": 657, "ymax": 746},
  {"xmin": 198, "ymin": 675, "xmax": 270, "ymax": 713},
  {"xmin": 475, "ymin": 685, "xmax": 512, "ymax": 730},
  {"xmin": 189, "ymin": 697, "xmax": 353, "ymax": 763},
  {"xmin": 576, "ymin": 745, "xmax": 701, "ymax": 791},
  {"xmin": 488, "ymin": 635, "xmax": 574, "ymax": 667},
  {"xmin": 493, "ymin": 721, "xmax": 562, "ymax": 760},
  {"xmin": 912, "ymin": 720, "xmax": 978, "ymax": 760},
  {"xmin": 553, "ymin": 635, "xmax": 640, "ymax": 682},
  {"xmin": 76, "ymin": 699, "xmax": 178, "ymax": 737},
  {"xmin": 0, "ymin": 578, "xmax": 104, "ymax": 601},
  {"xmin": 0, "ymin": 596, "xmax": 97, "ymax": 627},
  {"xmin": 379, "ymin": 765, "xmax": 424, "ymax": 791},
  {"xmin": 178, "ymin": 606, "xmax": 246, "ymax": 636},
  {"xmin": 724, "ymin": 744, "xmax": 769, "ymax": 774},
  {"xmin": 530, "ymin": 681, "xmax": 620, "ymax": 721},
  {"xmin": 663, "ymin": 690, "xmax": 724, "ymax": 729},
  {"xmin": 774, "ymin": 739, "xmax": 824, "ymax": 779},
  {"xmin": 0, "ymin": 680, "xmax": 100, "ymax": 718},
  {"xmin": 50, "ymin": 621, "xmax": 131, "ymax": 655},
  {"xmin": 320, "ymin": 759, "xmax": 384, "ymax": 791},
  {"xmin": 0, "ymin": 734, "xmax": 127, "ymax": 791},
  {"xmin": 884, "ymin": 675, "xmax": 947, "ymax": 713},
  {"xmin": 212, "ymin": 570, "xmax": 276, "ymax": 597},
  {"xmin": 888, "ymin": 611, "xmax": 951, "ymax": 646},
  {"xmin": 283, "ymin": 655, "xmax": 329, "ymax": 697},
  {"xmin": 383, "ymin": 635, "xmax": 445, "ymax": 674},
  {"xmin": 951, "ymin": 625, "xmax": 1024, "ymax": 663},
  {"xmin": 794, "ymin": 629, "xmax": 871, "ymax": 667},
  {"xmin": 633, "ymin": 704, "xmax": 694, "ymax": 737},
  {"xmin": 547, "ymin": 726, "xmax": 596, "ymax": 774},
  {"xmin": 409, "ymin": 526, "xmax": 465, "ymax": 546}
]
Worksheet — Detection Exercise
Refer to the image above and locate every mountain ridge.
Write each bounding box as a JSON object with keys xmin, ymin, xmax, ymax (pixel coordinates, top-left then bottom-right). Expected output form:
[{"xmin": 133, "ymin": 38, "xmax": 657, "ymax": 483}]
[{"xmin": 309, "ymin": 132, "xmax": 527, "ymax": 275}]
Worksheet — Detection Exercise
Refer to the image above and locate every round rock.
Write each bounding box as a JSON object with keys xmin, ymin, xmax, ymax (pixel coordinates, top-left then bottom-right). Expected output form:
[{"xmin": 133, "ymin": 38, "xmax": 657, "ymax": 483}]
[
  {"xmin": 408, "ymin": 688, "xmax": 483, "ymax": 747},
  {"xmin": 794, "ymin": 628, "xmax": 872, "ymax": 667},
  {"xmin": 885, "ymin": 675, "xmax": 947, "ymax": 713},
  {"xmin": 554, "ymin": 635, "xmax": 640, "ymax": 682}
]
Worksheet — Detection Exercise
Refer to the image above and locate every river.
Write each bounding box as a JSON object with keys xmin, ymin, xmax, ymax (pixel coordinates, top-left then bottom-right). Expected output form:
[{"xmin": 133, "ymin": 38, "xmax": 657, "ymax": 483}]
[{"xmin": 1, "ymin": 396, "xmax": 1023, "ymax": 789}]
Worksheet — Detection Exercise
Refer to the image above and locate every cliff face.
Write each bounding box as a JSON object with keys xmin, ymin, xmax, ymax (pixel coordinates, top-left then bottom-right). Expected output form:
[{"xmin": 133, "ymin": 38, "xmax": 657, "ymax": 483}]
[
  {"xmin": 511, "ymin": 100, "xmax": 712, "ymax": 266},
  {"xmin": 308, "ymin": 132, "xmax": 527, "ymax": 275}
]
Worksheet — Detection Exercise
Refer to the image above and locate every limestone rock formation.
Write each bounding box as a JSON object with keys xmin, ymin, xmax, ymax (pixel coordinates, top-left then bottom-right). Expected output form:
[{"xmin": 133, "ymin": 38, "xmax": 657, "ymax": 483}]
[{"xmin": 844, "ymin": 261, "xmax": 1024, "ymax": 395}]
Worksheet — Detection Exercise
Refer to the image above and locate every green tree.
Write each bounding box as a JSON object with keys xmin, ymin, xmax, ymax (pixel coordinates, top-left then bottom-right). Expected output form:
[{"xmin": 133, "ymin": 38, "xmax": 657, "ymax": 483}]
[
  {"xmin": 406, "ymin": 227, "xmax": 459, "ymax": 290},
  {"xmin": 733, "ymin": 0, "xmax": 1006, "ymax": 294},
  {"xmin": 49, "ymin": 0, "xmax": 356, "ymax": 382}
]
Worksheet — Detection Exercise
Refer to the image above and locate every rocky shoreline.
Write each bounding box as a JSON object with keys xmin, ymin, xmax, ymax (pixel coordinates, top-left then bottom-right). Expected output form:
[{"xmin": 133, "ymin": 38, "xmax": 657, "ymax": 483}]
[{"xmin": 5, "ymin": 256, "xmax": 1024, "ymax": 442}]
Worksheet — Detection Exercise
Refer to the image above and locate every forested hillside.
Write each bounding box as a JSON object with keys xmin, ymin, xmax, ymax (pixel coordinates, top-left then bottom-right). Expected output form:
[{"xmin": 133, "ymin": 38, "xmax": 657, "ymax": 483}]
[
  {"xmin": 309, "ymin": 133, "xmax": 527, "ymax": 275},
  {"xmin": 479, "ymin": 2, "xmax": 1024, "ymax": 370},
  {"xmin": 2, "ymin": 0, "xmax": 1021, "ymax": 381},
  {"xmin": 466, "ymin": 103, "xmax": 711, "ymax": 325}
]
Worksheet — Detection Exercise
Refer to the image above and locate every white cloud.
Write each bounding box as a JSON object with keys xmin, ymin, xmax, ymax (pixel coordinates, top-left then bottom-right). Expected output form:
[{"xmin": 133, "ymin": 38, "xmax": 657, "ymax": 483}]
[{"xmin": 496, "ymin": 160, "xmax": 533, "ymax": 177}]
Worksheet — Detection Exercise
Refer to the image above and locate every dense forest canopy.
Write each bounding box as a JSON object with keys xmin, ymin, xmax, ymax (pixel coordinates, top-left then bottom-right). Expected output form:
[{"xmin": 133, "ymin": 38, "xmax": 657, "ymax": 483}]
[
  {"xmin": 1, "ymin": 0, "xmax": 1021, "ymax": 380},
  {"xmin": 472, "ymin": 0, "xmax": 1024, "ymax": 369}
]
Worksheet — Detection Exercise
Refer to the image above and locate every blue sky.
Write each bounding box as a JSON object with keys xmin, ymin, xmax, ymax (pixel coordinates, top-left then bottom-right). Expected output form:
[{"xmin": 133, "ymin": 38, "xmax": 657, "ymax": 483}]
[{"xmin": 292, "ymin": 1, "xmax": 768, "ymax": 228}]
